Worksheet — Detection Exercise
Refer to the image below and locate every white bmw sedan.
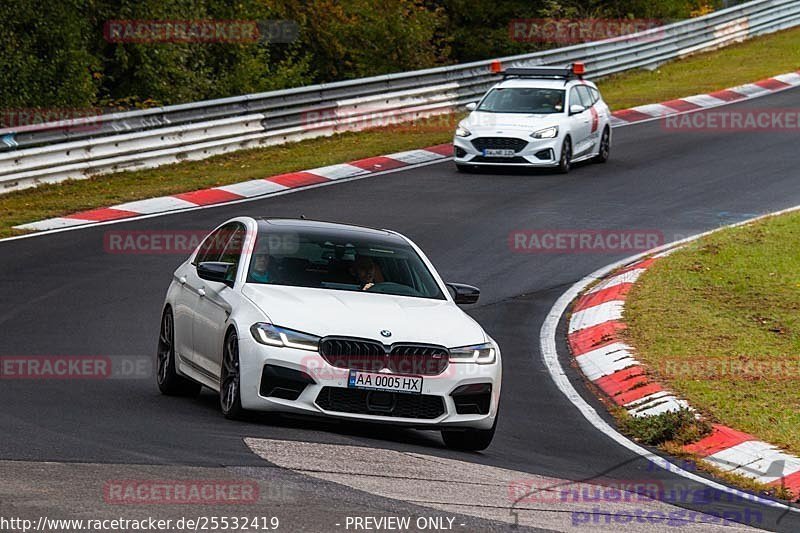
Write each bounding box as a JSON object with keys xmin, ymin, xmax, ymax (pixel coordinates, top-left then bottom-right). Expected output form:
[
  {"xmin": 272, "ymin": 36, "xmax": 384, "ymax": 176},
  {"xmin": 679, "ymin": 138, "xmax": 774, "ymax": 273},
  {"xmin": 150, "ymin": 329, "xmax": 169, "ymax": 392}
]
[{"xmin": 157, "ymin": 217, "xmax": 501, "ymax": 450}]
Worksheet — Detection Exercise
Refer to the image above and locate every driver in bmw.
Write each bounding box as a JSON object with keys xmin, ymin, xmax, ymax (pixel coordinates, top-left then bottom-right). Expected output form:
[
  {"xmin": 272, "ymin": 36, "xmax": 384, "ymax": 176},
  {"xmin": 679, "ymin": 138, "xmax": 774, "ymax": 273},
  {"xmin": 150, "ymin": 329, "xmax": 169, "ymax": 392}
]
[{"xmin": 350, "ymin": 255, "xmax": 380, "ymax": 290}]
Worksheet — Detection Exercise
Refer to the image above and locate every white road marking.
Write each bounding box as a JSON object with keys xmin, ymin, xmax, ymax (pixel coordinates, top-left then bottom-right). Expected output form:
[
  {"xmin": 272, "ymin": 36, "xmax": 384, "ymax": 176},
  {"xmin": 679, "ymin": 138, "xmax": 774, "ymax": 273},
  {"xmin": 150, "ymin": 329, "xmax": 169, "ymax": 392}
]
[
  {"xmin": 727, "ymin": 83, "xmax": 771, "ymax": 98},
  {"xmin": 306, "ymin": 163, "xmax": 369, "ymax": 180},
  {"xmin": 682, "ymin": 94, "xmax": 728, "ymax": 108},
  {"xmin": 385, "ymin": 149, "xmax": 445, "ymax": 164},
  {"xmin": 704, "ymin": 442, "xmax": 800, "ymax": 483},
  {"xmin": 627, "ymin": 104, "xmax": 676, "ymax": 117},
  {"xmin": 587, "ymin": 268, "xmax": 645, "ymax": 293},
  {"xmin": 114, "ymin": 196, "xmax": 197, "ymax": 214},
  {"xmin": 14, "ymin": 217, "xmax": 93, "ymax": 231},
  {"xmin": 772, "ymin": 73, "xmax": 800, "ymax": 86},
  {"xmin": 216, "ymin": 179, "xmax": 288, "ymax": 197},
  {"xmin": 575, "ymin": 342, "xmax": 639, "ymax": 381},
  {"xmin": 569, "ymin": 300, "xmax": 624, "ymax": 333}
]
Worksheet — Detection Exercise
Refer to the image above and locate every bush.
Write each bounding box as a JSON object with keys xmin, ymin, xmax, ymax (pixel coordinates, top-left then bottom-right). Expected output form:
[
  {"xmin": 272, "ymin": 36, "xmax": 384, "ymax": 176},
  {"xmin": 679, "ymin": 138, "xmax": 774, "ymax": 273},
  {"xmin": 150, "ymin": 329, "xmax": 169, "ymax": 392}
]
[
  {"xmin": 285, "ymin": 0, "xmax": 449, "ymax": 81},
  {"xmin": 0, "ymin": 0, "xmax": 719, "ymax": 109},
  {"xmin": 0, "ymin": 0, "xmax": 99, "ymax": 108},
  {"xmin": 620, "ymin": 408, "xmax": 712, "ymax": 445}
]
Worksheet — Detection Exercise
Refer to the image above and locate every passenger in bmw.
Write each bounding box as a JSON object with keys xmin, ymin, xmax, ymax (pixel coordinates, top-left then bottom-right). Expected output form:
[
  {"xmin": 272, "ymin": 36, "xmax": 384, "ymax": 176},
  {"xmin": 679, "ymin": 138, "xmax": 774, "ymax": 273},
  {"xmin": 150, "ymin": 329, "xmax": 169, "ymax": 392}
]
[{"xmin": 249, "ymin": 253, "xmax": 272, "ymax": 283}]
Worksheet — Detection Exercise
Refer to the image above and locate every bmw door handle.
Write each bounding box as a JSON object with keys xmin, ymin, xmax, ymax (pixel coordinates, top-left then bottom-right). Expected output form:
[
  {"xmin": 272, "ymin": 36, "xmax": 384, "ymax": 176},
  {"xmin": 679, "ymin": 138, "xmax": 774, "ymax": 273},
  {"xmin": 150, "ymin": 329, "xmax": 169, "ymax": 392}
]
[{"xmin": 198, "ymin": 288, "xmax": 206, "ymax": 297}]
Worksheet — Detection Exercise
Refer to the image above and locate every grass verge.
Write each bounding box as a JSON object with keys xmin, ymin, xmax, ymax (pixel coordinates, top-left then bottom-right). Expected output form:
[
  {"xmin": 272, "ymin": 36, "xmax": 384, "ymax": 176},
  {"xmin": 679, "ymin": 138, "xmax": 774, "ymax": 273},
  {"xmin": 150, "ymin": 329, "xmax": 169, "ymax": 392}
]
[
  {"xmin": 619, "ymin": 408, "xmax": 711, "ymax": 447},
  {"xmin": 2, "ymin": 26, "xmax": 800, "ymax": 239},
  {"xmin": 625, "ymin": 210, "xmax": 800, "ymax": 458}
]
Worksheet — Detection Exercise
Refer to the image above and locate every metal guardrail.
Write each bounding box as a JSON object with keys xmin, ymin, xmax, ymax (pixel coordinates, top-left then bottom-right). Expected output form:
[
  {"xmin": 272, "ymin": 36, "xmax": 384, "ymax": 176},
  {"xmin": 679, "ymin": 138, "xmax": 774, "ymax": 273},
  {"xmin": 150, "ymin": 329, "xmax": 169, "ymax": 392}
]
[{"xmin": 1, "ymin": 0, "xmax": 798, "ymax": 193}]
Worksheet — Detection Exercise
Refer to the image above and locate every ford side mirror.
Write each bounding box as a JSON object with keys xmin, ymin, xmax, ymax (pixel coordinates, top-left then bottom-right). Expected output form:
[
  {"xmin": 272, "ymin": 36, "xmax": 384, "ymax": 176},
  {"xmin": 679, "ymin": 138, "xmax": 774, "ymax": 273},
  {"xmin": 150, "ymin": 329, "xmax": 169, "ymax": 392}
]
[
  {"xmin": 569, "ymin": 104, "xmax": 586, "ymax": 115},
  {"xmin": 465, "ymin": 102, "xmax": 477, "ymax": 111}
]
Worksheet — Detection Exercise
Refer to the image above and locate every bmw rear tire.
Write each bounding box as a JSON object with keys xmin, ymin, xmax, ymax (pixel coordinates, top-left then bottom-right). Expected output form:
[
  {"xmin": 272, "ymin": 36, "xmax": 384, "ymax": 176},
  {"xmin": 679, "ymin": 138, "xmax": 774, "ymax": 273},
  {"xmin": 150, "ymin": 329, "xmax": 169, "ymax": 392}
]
[
  {"xmin": 156, "ymin": 307, "xmax": 202, "ymax": 397},
  {"xmin": 220, "ymin": 329, "xmax": 246, "ymax": 420}
]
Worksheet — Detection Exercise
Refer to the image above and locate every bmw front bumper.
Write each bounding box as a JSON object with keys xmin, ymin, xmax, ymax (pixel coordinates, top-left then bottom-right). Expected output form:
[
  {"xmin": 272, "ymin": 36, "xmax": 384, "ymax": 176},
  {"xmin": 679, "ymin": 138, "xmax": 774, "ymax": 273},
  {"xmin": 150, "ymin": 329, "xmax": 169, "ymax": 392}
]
[{"xmin": 238, "ymin": 335, "xmax": 501, "ymax": 430}]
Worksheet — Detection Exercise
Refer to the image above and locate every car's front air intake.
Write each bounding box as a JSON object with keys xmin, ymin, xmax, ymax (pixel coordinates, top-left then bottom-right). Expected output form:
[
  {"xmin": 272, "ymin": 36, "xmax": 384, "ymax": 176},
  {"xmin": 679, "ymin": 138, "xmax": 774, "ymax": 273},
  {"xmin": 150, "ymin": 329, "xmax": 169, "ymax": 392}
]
[
  {"xmin": 471, "ymin": 137, "xmax": 528, "ymax": 153},
  {"xmin": 318, "ymin": 337, "xmax": 449, "ymax": 376},
  {"xmin": 315, "ymin": 387, "xmax": 446, "ymax": 419}
]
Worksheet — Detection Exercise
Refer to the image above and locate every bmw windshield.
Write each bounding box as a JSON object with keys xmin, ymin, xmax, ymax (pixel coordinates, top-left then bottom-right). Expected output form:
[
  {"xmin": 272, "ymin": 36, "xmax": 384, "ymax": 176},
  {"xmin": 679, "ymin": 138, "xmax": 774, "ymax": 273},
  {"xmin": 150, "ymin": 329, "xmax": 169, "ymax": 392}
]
[
  {"xmin": 477, "ymin": 87, "xmax": 565, "ymax": 114},
  {"xmin": 246, "ymin": 223, "xmax": 446, "ymax": 300}
]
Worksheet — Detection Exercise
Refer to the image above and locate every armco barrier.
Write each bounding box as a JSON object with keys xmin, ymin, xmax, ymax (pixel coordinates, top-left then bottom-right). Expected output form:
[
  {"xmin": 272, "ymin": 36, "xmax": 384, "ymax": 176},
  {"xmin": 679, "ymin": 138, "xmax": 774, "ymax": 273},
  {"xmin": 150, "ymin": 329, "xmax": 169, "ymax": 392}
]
[{"xmin": 1, "ymin": 0, "xmax": 799, "ymax": 193}]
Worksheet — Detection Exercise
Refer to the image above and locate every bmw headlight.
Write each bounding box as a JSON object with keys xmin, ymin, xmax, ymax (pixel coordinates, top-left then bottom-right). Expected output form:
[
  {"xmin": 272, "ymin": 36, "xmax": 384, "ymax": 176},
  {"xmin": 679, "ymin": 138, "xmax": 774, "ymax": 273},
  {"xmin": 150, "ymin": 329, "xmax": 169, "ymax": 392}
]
[
  {"xmin": 531, "ymin": 126, "xmax": 558, "ymax": 139},
  {"xmin": 455, "ymin": 123, "xmax": 471, "ymax": 137},
  {"xmin": 448, "ymin": 341, "xmax": 497, "ymax": 364},
  {"xmin": 250, "ymin": 323, "xmax": 320, "ymax": 351}
]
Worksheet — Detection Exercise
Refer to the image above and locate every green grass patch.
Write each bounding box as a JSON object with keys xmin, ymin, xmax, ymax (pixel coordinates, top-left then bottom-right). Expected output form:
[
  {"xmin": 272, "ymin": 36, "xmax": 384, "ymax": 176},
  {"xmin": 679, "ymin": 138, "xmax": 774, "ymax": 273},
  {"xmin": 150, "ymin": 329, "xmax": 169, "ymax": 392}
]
[
  {"xmin": 598, "ymin": 25, "xmax": 800, "ymax": 109},
  {"xmin": 2, "ymin": 26, "xmax": 800, "ymax": 239},
  {"xmin": 619, "ymin": 408, "xmax": 711, "ymax": 446},
  {"xmin": 625, "ymin": 211, "xmax": 800, "ymax": 456}
]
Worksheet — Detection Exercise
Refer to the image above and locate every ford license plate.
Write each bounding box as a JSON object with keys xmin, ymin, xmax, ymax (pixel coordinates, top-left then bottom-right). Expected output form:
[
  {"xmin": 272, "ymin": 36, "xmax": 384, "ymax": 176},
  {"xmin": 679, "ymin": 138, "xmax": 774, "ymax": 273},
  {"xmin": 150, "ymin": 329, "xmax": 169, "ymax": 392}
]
[{"xmin": 483, "ymin": 148, "xmax": 515, "ymax": 157}]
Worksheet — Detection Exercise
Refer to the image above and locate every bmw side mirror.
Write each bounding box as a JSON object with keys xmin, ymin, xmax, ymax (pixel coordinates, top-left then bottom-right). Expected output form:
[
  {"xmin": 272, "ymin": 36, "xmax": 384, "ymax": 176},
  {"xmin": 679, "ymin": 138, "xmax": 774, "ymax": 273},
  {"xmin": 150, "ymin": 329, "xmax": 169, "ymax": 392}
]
[
  {"xmin": 447, "ymin": 283, "xmax": 480, "ymax": 305},
  {"xmin": 197, "ymin": 261, "xmax": 235, "ymax": 288},
  {"xmin": 465, "ymin": 102, "xmax": 477, "ymax": 111},
  {"xmin": 569, "ymin": 104, "xmax": 586, "ymax": 115}
]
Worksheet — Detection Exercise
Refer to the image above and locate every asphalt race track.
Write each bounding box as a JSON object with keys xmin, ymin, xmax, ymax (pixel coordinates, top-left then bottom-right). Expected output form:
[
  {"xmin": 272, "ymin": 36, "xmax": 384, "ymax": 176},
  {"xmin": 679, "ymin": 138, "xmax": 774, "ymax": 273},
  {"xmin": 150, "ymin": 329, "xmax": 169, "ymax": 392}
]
[{"xmin": 1, "ymin": 88, "xmax": 800, "ymax": 531}]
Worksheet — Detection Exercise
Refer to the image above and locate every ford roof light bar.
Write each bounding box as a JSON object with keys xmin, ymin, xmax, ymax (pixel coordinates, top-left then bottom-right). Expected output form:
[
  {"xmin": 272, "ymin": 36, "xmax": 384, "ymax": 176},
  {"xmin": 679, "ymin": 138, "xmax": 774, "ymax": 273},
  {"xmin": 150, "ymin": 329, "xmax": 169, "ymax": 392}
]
[{"xmin": 501, "ymin": 62, "xmax": 585, "ymax": 81}]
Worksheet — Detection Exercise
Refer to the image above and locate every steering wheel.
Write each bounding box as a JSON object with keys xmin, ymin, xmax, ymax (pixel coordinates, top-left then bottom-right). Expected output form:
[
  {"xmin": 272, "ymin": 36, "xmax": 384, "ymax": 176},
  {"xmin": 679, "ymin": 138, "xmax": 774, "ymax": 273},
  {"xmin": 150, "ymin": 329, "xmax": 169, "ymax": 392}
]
[{"xmin": 365, "ymin": 282, "xmax": 421, "ymax": 297}]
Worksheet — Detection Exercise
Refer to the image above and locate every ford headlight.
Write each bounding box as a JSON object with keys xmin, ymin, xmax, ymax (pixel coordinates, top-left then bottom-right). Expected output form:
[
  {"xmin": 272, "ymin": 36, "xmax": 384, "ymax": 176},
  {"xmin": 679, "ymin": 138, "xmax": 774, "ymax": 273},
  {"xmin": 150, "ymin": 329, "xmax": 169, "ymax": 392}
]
[
  {"xmin": 250, "ymin": 323, "xmax": 320, "ymax": 351},
  {"xmin": 531, "ymin": 126, "xmax": 558, "ymax": 139},
  {"xmin": 449, "ymin": 342, "xmax": 497, "ymax": 364},
  {"xmin": 455, "ymin": 124, "xmax": 471, "ymax": 137}
]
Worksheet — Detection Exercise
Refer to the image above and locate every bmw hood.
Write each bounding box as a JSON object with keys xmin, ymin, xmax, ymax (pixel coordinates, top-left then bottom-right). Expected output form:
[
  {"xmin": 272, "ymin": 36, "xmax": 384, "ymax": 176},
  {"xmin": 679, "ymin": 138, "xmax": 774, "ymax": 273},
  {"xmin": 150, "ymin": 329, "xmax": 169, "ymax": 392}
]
[
  {"xmin": 242, "ymin": 284, "xmax": 486, "ymax": 348},
  {"xmin": 462, "ymin": 111, "xmax": 560, "ymax": 134}
]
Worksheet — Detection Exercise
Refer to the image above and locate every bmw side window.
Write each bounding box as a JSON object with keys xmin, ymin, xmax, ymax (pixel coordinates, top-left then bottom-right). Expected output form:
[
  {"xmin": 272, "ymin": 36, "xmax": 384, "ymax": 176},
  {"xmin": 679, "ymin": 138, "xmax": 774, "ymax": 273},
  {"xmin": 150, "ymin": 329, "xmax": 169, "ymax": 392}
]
[
  {"xmin": 218, "ymin": 224, "xmax": 246, "ymax": 282},
  {"xmin": 193, "ymin": 223, "xmax": 236, "ymax": 265}
]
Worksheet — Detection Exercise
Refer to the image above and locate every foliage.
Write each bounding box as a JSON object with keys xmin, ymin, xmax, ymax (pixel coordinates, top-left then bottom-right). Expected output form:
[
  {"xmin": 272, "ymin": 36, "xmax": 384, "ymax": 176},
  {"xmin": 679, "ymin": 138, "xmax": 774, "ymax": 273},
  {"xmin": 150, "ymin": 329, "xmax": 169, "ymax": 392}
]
[
  {"xmin": 0, "ymin": 0, "xmax": 722, "ymax": 109},
  {"xmin": 620, "ymin": 408, "xmax": 712, "ymax": 446}
]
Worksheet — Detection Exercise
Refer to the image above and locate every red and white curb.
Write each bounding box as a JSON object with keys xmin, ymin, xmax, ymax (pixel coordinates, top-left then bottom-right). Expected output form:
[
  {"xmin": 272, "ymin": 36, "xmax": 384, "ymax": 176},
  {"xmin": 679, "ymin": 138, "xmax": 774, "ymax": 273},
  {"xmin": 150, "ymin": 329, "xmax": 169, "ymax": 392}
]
[
  {"xmin": 14, "ymin": 144, "xmax": 453, "ymax": 232},
  {"xmin": 568, "ymin": 250, "xmax": 800, "ymax": 496},
  {"xmin": 14, "ymin": 69, "xmax": 800, "ymax": 233},
  {"xmin": 609, "ymin": 70, "xmax": 800, "ymax": 126}
]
